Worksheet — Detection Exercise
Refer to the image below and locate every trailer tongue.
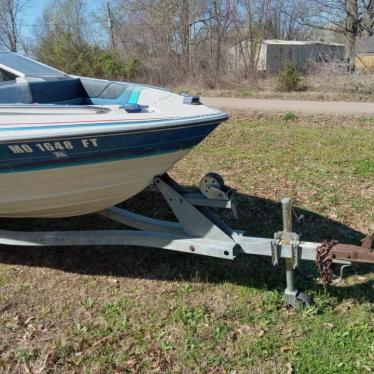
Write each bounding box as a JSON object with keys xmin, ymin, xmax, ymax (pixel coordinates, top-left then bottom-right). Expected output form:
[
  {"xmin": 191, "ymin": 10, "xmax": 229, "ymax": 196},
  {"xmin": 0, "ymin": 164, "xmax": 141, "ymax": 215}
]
[{"xmin": 0, "ymin": 173, "xmax": 373, "ymax": 308}]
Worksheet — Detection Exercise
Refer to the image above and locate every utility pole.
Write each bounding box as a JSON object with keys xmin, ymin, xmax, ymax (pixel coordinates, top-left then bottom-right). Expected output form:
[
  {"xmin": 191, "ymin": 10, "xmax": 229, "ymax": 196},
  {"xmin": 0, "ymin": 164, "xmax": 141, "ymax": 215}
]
[
  {"xmin": 107, "ymin": 2, "xmax": 115, "ymax": 49},
  {"xmin": 209, "ymin": 9, "xmax": 213, "ymax": 73}
]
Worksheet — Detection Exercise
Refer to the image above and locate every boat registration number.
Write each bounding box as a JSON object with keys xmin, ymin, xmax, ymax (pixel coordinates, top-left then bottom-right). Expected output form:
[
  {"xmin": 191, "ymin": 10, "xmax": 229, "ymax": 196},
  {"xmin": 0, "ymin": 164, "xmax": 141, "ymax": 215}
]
[{"xmin": 7, "ymin": 138, "xmax": 98, "ymax": 154}]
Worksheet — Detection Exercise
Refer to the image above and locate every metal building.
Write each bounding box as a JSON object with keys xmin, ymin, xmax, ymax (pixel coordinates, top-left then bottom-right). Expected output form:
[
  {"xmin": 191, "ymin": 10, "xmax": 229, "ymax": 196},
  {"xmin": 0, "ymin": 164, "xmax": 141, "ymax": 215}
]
[{"xmin": 257, "ymin": 40, "xmax": 345, "ymax": 74}]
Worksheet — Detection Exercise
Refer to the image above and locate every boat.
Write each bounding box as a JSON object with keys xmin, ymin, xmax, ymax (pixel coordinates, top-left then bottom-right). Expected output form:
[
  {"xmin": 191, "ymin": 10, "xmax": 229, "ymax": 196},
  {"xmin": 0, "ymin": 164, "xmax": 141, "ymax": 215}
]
[{"xmin": 0, "ymin": 52, "xmax": 228, "ymax": 218}]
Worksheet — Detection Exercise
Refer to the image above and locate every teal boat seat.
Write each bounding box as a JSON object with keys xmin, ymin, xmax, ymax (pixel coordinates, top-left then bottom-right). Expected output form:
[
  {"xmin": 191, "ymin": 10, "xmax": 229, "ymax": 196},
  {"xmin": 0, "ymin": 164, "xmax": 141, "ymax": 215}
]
[{"xmin": 0, "ymin": 77, "xmax": 143, "ymax": 105}]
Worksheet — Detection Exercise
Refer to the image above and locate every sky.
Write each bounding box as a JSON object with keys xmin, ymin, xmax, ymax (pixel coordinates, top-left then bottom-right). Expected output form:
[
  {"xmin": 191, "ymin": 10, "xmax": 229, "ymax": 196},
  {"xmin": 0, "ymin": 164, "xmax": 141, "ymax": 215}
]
[
  {"xmin": 22, "ymin": 0, "xmax": 104, "ymax": 39},
  {"xmin": 22, "ymin": 0, "xmax": 50, "ymax": 35}
]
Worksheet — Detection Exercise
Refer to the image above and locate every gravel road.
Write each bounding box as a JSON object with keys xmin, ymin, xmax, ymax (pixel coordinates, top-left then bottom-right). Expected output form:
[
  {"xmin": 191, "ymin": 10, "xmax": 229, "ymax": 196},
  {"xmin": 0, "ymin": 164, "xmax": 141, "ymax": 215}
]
[{"xmin": 202, "ymin": 97, "xmax": 374, "ymax": 116}]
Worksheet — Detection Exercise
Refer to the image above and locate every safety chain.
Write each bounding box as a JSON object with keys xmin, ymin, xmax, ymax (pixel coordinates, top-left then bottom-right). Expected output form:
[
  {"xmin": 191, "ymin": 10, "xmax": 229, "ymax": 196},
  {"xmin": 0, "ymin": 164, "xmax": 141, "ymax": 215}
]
[{"xmin": 316, "ymin": 240, "xmax": 338, "ymax": 284}]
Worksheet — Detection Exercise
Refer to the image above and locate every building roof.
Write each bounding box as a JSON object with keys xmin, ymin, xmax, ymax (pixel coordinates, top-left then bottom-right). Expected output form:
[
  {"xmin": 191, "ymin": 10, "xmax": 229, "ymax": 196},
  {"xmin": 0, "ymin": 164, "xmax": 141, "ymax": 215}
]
[{"xmin": 263, "ymin": 39, "xmax": 344, "ymax": 47}]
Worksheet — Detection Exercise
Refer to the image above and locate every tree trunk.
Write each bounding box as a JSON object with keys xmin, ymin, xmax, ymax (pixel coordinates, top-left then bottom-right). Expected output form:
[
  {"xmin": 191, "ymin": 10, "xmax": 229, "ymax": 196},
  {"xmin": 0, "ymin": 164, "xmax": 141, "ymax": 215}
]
[
  {"xmin": 345, "ymin": 0, "xmax": 358, "ymax": 61},
  {"xmin": 345, "ymin": 29, "xmax": 357, "ymax": 61},
  {"xmin": 180, "ymin": 0, "xmax": 190, "ymax": 75}
]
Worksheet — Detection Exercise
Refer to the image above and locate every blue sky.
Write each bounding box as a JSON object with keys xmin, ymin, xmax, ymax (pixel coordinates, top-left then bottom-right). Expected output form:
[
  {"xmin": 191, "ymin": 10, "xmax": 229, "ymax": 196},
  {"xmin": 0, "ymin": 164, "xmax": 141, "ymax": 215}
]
[
  {"xmin": 22, "ymin": 0, "xmax": 103, "ymax": 38},
  {"xmin": 23, "ymin": 0, "xmax": 50, "ymax": 32}
]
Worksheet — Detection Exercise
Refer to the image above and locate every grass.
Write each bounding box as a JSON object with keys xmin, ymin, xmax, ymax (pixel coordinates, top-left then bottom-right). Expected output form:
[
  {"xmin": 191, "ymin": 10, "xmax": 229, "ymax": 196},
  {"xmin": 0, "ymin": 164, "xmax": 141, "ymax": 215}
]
[
  {"xmin": 355, "ymin": 159, "xmax": 374, "ymax": 177},
  {"xmin": 185, "ymin": 72, "xmax": 374, "ymax": 102},
  {"xmin": 188, "ymin": 85, "xmax": 374, "ymax": 103},
  {"xmin": 0, "ymin": 114, "xmax": 373, "ymax": 373}
]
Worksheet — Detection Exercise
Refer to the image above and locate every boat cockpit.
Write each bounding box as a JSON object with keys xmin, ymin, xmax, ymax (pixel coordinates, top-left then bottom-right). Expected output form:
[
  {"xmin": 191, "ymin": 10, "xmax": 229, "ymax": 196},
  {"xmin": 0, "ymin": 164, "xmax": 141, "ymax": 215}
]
[{"xmin": 0, "ymin": 52, "xmax": 145, "ymax": 108}]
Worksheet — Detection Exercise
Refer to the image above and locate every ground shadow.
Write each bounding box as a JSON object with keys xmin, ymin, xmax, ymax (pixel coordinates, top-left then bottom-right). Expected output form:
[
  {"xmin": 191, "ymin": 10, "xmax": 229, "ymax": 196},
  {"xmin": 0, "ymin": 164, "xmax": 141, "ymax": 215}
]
[{"xmin": 0, "ymin": 187, "xmax": 373, "ymax": 304}]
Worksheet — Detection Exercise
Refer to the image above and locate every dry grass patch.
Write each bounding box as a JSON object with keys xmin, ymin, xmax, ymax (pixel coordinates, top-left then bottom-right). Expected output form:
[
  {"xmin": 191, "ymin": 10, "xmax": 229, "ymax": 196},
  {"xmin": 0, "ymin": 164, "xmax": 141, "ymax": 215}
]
[{"xmin": 186, "ymin": 71, "xmax": 374, "ymax": 102}]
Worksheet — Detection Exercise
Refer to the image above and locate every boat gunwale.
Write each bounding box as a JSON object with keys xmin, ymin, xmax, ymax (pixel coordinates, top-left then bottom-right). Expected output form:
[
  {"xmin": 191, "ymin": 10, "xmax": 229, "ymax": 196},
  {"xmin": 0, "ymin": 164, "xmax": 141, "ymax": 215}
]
[
  {"xmin": 0, "ymin": 104, "xmax": 111, "ymax": 115},
  {"xmin": 0, "ymin": 113, "xmax": 229, "ymax": 143}
]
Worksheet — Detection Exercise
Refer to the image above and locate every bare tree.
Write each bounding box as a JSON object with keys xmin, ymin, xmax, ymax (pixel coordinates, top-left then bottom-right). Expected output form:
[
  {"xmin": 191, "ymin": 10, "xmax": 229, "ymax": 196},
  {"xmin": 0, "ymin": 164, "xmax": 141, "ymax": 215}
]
[
  {"xmin": 207, "ymin": 0, "xmax": 235, "ymax": 75},
  {"xmin": 264, "ymin": 0, "xmax": 307, "ymax": 40},
  {"xmin": 110, "ymin": 1, "xmax": 173, "ymax": 82},
  {"xmin": 34, "ymin": 0, "xmax": 100, "ymax": 76},
  {"xmin": 110, "ymin": 0, "xmax": 212, "ymax": 83},
  {"xmin": 229, "ymin": 0, "xmax": 272, "ymax": 79},
  {"xmin": 294, "ymin": 0, "xmax": 374, "ymax": 60},
  {"xmin": 42, "ymin": 0, "xmax": 88, "ymax": 44},
  {"xmin": 0, "ymin": 0, "xmax": 30, "ymax": 52}
]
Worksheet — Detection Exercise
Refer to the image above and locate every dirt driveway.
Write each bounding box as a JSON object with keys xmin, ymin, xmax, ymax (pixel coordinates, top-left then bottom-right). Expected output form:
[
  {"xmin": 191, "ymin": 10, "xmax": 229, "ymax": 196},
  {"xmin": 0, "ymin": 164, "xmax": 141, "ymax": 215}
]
[{"xmin": 202, "ymin": 97, "xmax": 374, "ymax": 116}]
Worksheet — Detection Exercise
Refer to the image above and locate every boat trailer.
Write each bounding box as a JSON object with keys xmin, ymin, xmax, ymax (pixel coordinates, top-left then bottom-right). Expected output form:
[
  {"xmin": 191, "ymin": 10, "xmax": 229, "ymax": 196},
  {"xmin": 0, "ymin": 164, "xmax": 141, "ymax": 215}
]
[{"xmin": 0, "ymin": 173, "xmax": 373, "ymax": 307}]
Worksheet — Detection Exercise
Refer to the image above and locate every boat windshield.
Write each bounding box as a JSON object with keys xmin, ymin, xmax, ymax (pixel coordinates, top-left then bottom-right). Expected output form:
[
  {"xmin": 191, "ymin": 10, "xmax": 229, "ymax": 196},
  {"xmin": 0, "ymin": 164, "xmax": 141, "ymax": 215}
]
[
  {"xmin": 0, "ymin": 52, "xmax": 66, "ymax": 78},
  {"xmin": 0, "ymin": 67, "xmax": 17, "ymax": 83}
]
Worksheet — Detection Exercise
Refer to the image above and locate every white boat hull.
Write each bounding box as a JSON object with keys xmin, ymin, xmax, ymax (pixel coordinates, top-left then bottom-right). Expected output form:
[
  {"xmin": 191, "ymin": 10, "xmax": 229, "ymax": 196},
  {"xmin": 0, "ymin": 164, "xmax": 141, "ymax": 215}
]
[
  {"xmin": 0, "ymin": 149, "xmax": 189, "ymax": 218},
  {"xmin": 0, "ymin": 53, "xmax": 228, "ymax": 218}
]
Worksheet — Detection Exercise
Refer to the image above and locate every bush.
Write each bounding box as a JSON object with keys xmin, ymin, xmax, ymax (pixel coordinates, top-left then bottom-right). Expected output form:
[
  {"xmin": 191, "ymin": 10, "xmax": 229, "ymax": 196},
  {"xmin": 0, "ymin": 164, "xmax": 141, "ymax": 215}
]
[
  {"xmin": 283, "ymin": 111, "xmax": 297, "ymax": 121},
  {"xmin": 34, "ymin": 33, "xmax": 143, "ymax": 81},
  {"xmin": 276, "ymin": 62, "xmax": 302, "ymax": 92}
]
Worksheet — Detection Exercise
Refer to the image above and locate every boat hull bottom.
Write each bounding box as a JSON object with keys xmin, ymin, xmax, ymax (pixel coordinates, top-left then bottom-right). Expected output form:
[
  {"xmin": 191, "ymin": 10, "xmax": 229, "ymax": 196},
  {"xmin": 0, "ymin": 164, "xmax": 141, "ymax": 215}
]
[{"xmin": 0, "ymin": 150, "xmax": 190, "ymax": 218}]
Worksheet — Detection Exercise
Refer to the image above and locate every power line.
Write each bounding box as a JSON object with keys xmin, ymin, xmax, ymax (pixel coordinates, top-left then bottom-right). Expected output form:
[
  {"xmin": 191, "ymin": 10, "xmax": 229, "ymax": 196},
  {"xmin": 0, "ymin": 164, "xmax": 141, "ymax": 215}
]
[{"xmin": 15, "ymin": 23, "xmax": 91, "ymax": 27}]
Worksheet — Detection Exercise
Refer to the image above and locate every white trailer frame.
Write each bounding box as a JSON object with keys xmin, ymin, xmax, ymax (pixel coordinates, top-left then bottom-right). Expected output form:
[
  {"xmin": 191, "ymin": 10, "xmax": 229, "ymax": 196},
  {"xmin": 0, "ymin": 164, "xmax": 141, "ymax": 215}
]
[{"xmin": 1, "ymin": 173, "xmax": 370, "ymax": 308}]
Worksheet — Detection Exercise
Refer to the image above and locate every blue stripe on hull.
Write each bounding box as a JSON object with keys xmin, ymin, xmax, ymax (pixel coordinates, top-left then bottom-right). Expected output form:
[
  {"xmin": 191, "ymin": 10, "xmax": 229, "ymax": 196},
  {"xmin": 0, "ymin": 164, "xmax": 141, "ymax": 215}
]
[
  {"xmin": 0, "ymin": 113, "xmax": 228, "ymax": 133},
  {"xmin": 0, "ymin": 121, "xmax": 219, "ymax": 173}
]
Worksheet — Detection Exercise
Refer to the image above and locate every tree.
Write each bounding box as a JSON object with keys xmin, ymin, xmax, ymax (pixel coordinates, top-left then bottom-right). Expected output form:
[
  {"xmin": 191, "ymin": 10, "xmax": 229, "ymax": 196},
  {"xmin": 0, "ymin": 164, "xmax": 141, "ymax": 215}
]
[
  {"xmin": 0, "ymin": 0, "xmax": 30, "ymax": 52},
  {"xmin": 230, "ymin": 0, "xmax": 270, "ymax": 78},
  {"xmin": 110, "ymin": 0, "xmax": 217, "ymax": 83},
  {"xmin": 264, "ymin": 0, "xmax": 308, "ymax": 40},
  {"xmin": 108, "ymin": 0, "xmax": 310, "ymax": 84},
  {"xmin": 294, "ymin": 0, "xmax": 374, "ymax": 60},
  {"xmin": 34, "ymin": 0, "xmax": 141, "ymax": 80}
]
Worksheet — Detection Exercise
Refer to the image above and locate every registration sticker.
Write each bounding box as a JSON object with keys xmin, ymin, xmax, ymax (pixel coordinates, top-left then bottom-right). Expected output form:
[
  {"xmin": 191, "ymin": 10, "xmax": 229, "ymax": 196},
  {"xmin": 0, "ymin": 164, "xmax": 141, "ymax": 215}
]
[{"xmin": 8, "ymin": 138, "xmax": 98, "ymax": 155}]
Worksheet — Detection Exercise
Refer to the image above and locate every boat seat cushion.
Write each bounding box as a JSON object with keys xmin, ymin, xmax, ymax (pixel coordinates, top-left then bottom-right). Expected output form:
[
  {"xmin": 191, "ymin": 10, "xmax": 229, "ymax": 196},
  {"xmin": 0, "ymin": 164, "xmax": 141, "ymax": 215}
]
[
  {"xmin": 29, "ymin": 78, "xmax": 88, "ymax": 104},
  {"xmin": 80, "ymin": 78, "xmax": 142, "ymax": 105},
  {"xmin": 0, "ymin": 77, "xmax": 142, "ymax": 105}
]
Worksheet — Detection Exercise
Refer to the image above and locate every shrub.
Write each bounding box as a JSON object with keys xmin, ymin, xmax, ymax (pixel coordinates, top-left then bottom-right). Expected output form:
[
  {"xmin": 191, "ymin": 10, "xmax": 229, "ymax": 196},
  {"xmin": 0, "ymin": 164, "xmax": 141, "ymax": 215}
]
[
  {"xmin": 276, "ymin": 62, "xmax": 302, "ymax": 92},
  {"xmin": 34, "ymin": 33, "xmax": 143, "ymax": 81},
  {"xmin": 283, "ymin": 111, "xmax": 297, "ymax": 121}
]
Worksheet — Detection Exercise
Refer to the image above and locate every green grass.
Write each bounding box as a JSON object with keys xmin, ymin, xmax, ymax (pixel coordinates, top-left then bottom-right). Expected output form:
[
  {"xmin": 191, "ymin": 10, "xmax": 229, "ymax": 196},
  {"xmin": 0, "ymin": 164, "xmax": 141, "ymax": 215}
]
[
  {"xmin": 358, "ymin": 116, "xmax": 374, "ymax": 125},
  {"xmin": 355, "ymin": 159, "xmax": 374, "ymax": 177},
  {"xmin": 0, "ymin": 114, "xmax": 373, "ymax": 373}
]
